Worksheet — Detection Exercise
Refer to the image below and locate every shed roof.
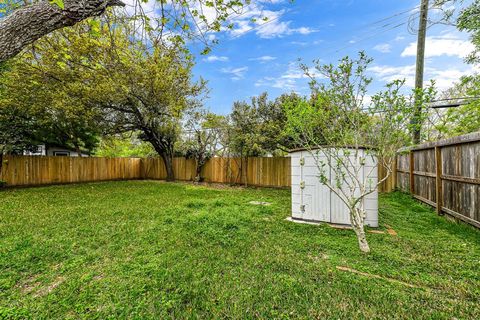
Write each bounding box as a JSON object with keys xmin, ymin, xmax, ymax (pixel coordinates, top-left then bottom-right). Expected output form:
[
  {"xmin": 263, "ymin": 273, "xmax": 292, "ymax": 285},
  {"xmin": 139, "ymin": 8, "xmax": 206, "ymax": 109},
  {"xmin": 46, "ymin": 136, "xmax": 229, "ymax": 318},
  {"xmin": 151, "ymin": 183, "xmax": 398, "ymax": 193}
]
[{"xmin": 289, "ymin": 145, "xmax": 374, "ymax": 153}]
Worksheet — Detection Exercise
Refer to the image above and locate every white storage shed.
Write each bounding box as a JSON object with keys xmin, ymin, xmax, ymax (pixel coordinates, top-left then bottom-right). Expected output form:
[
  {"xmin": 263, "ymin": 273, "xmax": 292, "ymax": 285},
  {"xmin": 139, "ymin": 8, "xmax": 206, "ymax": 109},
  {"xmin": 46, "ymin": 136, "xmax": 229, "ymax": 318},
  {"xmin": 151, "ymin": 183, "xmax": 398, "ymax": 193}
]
[{"xmin": 290, "ymin": 148, "xmax": 378, "ymax": 227}]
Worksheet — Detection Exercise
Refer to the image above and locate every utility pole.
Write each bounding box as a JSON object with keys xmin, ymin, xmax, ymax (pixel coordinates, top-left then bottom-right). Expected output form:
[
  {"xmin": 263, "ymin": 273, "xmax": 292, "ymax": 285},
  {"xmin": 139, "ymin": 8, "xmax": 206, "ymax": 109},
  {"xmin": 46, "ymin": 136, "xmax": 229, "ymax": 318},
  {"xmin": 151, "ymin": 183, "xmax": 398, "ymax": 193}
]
[{"xmin": 412, "ymin": 0, "xmax": 429, "ymax": 144}]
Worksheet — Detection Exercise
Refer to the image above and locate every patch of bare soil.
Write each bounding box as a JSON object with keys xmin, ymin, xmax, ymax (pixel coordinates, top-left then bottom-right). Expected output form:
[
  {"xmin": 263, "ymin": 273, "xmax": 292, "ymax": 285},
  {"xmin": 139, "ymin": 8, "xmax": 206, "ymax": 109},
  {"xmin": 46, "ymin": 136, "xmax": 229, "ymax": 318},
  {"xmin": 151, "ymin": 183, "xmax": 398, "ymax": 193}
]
[
  {"xmin": 17, "ymin": 274, "xmax": 41, "ymax": 294},
  {"xmin": 384, "ymin": 224, "xmax": 398, "ymax": 236},
  {"xmin": 33, "ymin": 276, "xmax": 65, "ymax": 297}
]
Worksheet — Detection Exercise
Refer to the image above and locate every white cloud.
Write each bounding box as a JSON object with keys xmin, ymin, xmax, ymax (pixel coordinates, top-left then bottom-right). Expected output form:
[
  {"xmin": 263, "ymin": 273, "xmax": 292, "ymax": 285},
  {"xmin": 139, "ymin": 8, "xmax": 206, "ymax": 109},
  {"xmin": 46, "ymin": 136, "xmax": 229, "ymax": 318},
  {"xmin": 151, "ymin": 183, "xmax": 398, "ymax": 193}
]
[
  {"xmin": 255, "ymin": 61, "xmax": 323, "ymax": 91},
  {"xmin": 281, "ymin": 62, "xmax": 308, "ymax": 80},
  {"xmin": 230, "ymin": 19, "xmax": 253, "ymax": 37},
  {"xmin": 373, "ymin": 43, "xmax": 391, "ymax": 53},
  {"xmin": 369, "ymin": 64, "xmax": 417, "ymax": 87},
  {"xmin": 427, "ymin": 67, "xmax": 476, "ymax": 90},
  {"xmin": 249, "ymin": 55, "xmax": 277, "ymax": 62},
  {"xmin": 255, "ymin": 76, "xmax": 298, "ymax": 90},
  {"xmin": 124, "ymin": 0, "xmax": 158, "ymax": 21},
  {"xmin": 220, "ymin": 66, "xmax": 249, "ymax": 81},
  {"xmin": 401, "ymin": 34, "xmax": 474, "ymax": 58},
  {"xmin": 203, "ymin": 55, "xmax": 229, "ymax": 62},
  {"xmin": 290, "ymin": 41, "xmax": 308, "ymax": 46},
  {"xmin": 369, "ymin": 64, "xmax": 477, "ymax": 90},
  {"xmin": 228, "ymin": 8, "xmax": 316, "ymax": 39}
]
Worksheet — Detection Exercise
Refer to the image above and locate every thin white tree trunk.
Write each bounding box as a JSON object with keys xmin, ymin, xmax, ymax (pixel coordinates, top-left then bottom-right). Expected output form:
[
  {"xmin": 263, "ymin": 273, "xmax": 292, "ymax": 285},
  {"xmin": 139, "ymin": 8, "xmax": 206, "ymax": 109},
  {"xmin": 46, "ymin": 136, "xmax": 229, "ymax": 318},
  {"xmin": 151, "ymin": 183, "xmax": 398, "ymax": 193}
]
[{"xmin": 350, "ymin": 207, "xmax": 370, "ymax": 253}]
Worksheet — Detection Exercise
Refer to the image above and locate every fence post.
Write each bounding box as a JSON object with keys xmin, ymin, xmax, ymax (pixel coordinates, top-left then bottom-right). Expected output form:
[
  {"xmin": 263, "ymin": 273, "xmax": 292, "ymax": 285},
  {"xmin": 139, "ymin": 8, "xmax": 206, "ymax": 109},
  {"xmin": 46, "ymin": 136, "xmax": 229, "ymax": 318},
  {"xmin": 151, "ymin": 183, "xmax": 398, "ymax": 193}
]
[
  {"xmin": 435, "ymin": 146, "xmax": 443, "ymax": 215},
  {"xmin": 409, "ymin": 151, "xmax": 415, "ymax": 195}
]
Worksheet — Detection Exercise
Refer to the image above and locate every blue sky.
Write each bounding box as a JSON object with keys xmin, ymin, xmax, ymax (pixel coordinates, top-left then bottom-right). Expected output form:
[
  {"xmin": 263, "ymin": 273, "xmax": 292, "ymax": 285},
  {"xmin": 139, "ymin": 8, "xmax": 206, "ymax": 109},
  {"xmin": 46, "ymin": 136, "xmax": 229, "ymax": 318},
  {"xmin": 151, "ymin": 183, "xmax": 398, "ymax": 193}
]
[{"xmin": 186, "ymin": 0, "xmax": 475, "ymax": 114}]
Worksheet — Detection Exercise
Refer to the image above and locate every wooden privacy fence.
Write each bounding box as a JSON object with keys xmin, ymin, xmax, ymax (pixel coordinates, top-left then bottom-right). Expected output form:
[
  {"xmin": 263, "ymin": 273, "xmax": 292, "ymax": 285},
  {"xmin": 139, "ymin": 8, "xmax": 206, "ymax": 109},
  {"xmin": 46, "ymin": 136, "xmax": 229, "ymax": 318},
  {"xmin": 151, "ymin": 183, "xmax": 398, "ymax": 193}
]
[
  {"xmin": 141, "ymin": 157, "xmax": 292, "ymax": 188},
  {"xmin": 396, "ymin": 132, "xmax": 480, "ymax": 228},
  {"xmin": 0, "ymin": 156, "xmax": 292, "ymax": 188},
  {"xmin": 1, "ymin": 155, "xmax": 394, "ymax": 190},
  {"xmin": 1, "ymin": 156, "xmax": 142, "ymax": 186}
]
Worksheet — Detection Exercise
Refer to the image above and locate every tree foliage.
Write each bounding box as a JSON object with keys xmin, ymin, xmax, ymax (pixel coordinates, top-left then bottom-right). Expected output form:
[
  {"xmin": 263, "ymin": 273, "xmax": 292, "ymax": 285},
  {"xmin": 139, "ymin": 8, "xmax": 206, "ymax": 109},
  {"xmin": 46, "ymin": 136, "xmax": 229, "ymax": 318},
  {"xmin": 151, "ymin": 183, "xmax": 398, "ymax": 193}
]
[
  {"xmin": 0, "ymin": 15, "xmax": 206, "ymax": 180},
  {"xmin": 94, "ymin": 134, "xmax": 156, "ymax": 158},
  {"xmin": 0, "ymin": 27, "xmax": 104, "ymax": 156},
  {"xmin": 227, "ymin": 92, "xmax": 304, "ymax": 157},
  {"xmin": 180, "ymin": 110, "xmax": 228, "ymax": 181}
]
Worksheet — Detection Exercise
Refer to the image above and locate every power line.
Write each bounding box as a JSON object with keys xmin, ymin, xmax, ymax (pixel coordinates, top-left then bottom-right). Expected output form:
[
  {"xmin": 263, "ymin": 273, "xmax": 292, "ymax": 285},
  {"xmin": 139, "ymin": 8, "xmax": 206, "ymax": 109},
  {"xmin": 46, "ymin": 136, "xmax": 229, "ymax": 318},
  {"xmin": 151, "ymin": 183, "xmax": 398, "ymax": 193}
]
[
  {"xmin": 313, "ymin": 12, "xmax": 421, "ymax": 55},
  {"xmin": 322, "ymin": 21, "xmax": 408, "ymax": 55},
  {"xmin": 319, "ymin": 2, "xmax": 449, "ymax": 56},
  {"xmin": 360, "ymin": 5, "xmax": 420, "ymax": 28},
  {"xmin": 230, "ymin": 4, "xmax": 421, "ymax": 41}
]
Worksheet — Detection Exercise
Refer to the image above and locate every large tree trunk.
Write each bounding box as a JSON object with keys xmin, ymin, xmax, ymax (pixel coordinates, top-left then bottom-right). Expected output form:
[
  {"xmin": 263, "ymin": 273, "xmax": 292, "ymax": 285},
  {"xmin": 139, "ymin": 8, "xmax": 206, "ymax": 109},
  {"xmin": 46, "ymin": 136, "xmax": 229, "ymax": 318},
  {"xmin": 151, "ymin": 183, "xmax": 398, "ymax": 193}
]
[
  {"xmin": 0, "ymin": 0, "xmax": 125, "ymax": 62},
  {"xmin": 160, "ymin": 152, "xmax": 175, "ymax": 182},
  {"xmin": 147, "ymin": 137, "xmax": 175, "ymax": 182},
  {"xmin": 194, "ymin": 156, "xmax": 205, "ymax": 183}
]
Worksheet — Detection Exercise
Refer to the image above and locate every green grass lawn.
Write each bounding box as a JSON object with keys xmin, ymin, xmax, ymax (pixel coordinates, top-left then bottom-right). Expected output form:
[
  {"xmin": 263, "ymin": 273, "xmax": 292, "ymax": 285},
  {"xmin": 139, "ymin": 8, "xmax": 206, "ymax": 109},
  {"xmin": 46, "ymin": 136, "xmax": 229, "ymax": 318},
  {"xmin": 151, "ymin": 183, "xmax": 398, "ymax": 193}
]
[{"xmin": 1, "ymin": 181, "xmax": 479, "ymax": 319}]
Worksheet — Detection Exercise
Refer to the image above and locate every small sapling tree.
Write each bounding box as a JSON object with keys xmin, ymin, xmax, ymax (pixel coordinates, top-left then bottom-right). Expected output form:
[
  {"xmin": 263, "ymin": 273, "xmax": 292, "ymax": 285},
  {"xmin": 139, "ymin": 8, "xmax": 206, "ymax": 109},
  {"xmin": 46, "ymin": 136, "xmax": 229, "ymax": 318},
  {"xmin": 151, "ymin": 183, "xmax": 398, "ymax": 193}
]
[{"xmin": 284, "ymin": 53, "xmax": 434, "ymax": 253}]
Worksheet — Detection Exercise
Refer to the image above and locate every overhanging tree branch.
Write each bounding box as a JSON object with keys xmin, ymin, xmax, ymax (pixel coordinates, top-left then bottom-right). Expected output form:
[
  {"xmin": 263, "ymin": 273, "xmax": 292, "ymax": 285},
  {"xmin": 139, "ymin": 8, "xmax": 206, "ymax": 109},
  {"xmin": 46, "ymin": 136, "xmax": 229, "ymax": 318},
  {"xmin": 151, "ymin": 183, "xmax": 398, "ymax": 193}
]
[{"xmin": 0, "ymin": 0, "xmax": 125, "ymax": 62}]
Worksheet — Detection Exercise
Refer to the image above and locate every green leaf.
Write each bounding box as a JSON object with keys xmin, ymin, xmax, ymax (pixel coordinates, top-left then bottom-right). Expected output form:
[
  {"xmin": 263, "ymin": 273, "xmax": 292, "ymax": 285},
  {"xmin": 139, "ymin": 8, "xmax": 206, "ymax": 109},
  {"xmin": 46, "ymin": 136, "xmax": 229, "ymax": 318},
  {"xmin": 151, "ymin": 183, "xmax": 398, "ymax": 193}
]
[{"xmin": 49, "ymin": 0, "xmax": 65, "ymax": 9}]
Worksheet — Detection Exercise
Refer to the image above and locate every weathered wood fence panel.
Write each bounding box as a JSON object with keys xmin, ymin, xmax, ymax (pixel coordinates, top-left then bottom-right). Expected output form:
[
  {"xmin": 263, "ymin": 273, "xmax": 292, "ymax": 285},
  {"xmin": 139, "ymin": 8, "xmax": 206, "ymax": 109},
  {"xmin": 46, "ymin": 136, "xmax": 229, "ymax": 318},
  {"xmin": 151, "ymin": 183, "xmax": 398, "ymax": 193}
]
[
  {"xmin": 141, "ymin": 158, "xmax": 197, "ymax": 182},
  {"xmin": 396, "ymin": 132, "xmax": 480, "ymax": 229},
  {"xmin": 377, "ymin": 161, "xmax": 396, "ymax": 193},
  {"xmin": 1, "ymin": 156, "xmax": 142, "ymax": 186},
  {"xmin": 142, "ymin": 157, "xmax": 292, "ymax": 188}
]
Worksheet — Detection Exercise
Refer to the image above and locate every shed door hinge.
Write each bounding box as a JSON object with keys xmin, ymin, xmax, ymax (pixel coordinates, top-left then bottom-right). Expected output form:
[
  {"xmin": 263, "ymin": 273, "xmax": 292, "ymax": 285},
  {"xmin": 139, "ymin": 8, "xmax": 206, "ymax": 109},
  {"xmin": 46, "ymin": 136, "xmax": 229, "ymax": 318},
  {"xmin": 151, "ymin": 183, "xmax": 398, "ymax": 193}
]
[
  {"xmin": 300, "ymin": 157, "xmax": 305, "ymax": 166},
  {"xmin": 300, "ymin": 181, "xmax": 305, "ymax": 189},
  {"xmin": 300, "ymin": 205, "xmax": 305, "ymax": 213}
]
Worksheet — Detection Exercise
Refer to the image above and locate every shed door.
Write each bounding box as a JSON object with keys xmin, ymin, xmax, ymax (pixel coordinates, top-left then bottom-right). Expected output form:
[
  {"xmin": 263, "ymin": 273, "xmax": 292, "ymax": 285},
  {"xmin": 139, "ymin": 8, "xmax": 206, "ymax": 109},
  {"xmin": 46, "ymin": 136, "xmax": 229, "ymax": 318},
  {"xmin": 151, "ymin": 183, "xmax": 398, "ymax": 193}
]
[{"xmin": 302, "ymin": 151, "xmax": 330, "ymax": 222}]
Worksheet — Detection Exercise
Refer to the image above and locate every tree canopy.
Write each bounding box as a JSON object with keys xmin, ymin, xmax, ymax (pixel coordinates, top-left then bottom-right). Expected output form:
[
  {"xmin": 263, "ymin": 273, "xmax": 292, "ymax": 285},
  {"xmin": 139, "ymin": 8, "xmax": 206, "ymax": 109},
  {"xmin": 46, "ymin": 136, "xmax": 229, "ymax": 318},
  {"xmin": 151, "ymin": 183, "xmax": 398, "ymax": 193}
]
[{"xmin": 0, "ymin": 14, "xmax": 206, "ymax": 180}]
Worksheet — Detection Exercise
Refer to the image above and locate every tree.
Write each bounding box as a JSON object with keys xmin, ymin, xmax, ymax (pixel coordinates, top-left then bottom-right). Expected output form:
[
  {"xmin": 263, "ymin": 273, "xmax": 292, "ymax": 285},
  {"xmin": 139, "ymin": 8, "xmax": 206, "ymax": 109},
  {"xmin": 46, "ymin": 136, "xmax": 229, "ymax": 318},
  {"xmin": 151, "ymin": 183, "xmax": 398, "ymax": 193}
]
[
  {"xmin": 1, "ymin": 16, "xmax": 206, "ymax": 181},
  {"xmin": 425, "ymin": 80, "xmax": 480, "ymax": 139},
  {"xmin": 88, "ymin": 29, "xmax": 206, "ymax": 181},
  {"xmin": 230, "ymin": 100, "xmax": 266, "ymax": 158},
  {"xmin": 228, "ymin": 92, "xmax": 303, "ymax": 158},
  {"xmin": 181, "ymin": 110, "xmax": 228, "ymax": 182},
  {"xmin": 0, "ymin": 104, "xmax": 41, "ymax": 183},
  {"xmin": 0, "ymin": 0, "xmax": 260, "ymax": 62},
  {"xmin": 255, "ymin": 92, "xmax": 303, "ymax": 154},
  {"xmin": 0, "ymin": 62, "xmax": 40, "ymax": 183},
  {"xmin": 0, "ymin": 37, "xmax": 104, "ymax": 156},
  {"xmin": 284, "ymin": 53, "xmax": 429, "ymax": 253},
  {"xmin": 458, "ymin": 0, "xmax": 480, "ymax": 65},
  {"xmin": 94, "ymin": 134, "xmax": 156, "ymax": 158}
]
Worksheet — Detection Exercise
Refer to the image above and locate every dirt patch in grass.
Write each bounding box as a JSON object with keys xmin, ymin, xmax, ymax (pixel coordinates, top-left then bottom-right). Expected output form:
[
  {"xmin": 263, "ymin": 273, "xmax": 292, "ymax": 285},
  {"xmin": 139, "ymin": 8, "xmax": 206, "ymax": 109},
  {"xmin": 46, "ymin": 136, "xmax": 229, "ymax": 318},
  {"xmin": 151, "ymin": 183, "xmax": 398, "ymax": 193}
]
[
  {"xmin": 18, "ymin": 275, "xmax": 41, "ymax": 295},
  {"xmin": 33, "ymin": 276, "xmax": 65, "ymax": 297}
]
